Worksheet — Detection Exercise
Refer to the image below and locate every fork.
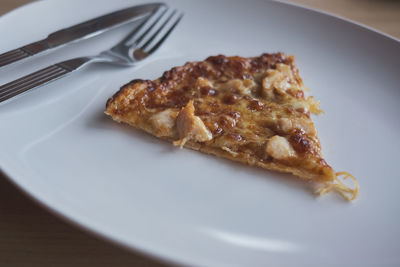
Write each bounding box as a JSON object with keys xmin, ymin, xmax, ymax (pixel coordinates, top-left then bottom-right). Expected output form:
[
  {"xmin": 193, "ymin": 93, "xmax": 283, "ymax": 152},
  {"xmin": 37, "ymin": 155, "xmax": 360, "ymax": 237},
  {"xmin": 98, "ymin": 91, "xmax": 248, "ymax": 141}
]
[{"xmin": 0, "ymin": 7, "xmax": 183, "ymax": 104}]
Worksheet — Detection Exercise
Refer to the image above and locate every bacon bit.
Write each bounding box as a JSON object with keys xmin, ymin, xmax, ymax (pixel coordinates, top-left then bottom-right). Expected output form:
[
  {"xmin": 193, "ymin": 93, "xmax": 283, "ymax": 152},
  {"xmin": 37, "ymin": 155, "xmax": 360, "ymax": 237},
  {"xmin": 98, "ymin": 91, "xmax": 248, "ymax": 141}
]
[
  {"xmin": 200, "ymin": 87, "xmax": 217, "ymax": 96},
  {"xmin": 222, "ymin": 94, "xmax": 238, "ymax": 105},
  {"xmin": 289, "ymin": 132, "xmax": 313, "ymax": 154},
  {"xmin": 248, "ymin": 99, "xmax": 265, "ymax": 110}
]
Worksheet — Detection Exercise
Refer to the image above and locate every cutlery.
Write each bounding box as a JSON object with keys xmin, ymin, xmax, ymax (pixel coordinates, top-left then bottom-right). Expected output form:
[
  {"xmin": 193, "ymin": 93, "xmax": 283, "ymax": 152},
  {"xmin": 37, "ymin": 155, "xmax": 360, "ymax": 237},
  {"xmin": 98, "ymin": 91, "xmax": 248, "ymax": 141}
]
[
  {"xmin": 0, "ymin": 3, "xmax": 164, "ymax": 68},
  {"xmin": 0, "ymin": 8, "xmax": 183, "ymax": 104}
]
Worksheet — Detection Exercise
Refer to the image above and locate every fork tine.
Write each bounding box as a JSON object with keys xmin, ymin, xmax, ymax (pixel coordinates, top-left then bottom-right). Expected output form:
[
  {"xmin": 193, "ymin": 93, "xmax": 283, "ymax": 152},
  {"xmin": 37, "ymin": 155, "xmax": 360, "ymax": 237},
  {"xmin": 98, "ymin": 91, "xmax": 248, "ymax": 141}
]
[
  {"xmin": 0, "ymin": 7, "xmax": 181, "ymax": 104},
  {"xmin": 140, "ymin": 10, "xmax": 178, "ymax": 51},
  {"xmin": 117, "ymin": 7, "xmax": 165, "ymax": 46},
  {"xmin": 146, "ymin": 13, "xmax": 183, "ymax": 55},
  {"xmin": 132, "ymin": 8, "xmax": 169, "ymax": 46}
]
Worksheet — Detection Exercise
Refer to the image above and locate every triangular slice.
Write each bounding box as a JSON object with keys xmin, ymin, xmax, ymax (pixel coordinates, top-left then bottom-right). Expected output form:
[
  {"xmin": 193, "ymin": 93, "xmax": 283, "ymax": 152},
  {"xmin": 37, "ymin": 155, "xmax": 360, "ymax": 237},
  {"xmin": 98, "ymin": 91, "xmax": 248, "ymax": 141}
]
[{"xmin": 105, "ymin": 53, "xmax": 358, "ymax": 200}]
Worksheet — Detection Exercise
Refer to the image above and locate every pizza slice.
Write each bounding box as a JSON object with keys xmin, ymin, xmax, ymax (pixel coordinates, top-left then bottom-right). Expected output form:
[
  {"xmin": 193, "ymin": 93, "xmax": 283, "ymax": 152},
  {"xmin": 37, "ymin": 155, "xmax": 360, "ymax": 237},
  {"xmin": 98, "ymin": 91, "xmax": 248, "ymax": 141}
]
[{"xmin": 105, "ymin": 53, "xmax": 358, "ymax": 200}]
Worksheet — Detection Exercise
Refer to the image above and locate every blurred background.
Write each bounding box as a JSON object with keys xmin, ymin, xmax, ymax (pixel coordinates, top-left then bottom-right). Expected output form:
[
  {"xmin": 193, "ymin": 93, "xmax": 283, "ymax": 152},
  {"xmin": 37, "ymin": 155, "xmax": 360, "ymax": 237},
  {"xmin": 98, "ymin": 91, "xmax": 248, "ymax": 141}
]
[
  {"xmin": 0, "ymin": 1, "xmax": 399, "ymax": 267},
  {"xmin": 2, "ymin": 0, "xmax": 399, "ymax": 38},
  {"xmin": 285, "ymin": 0, "xmax": 400, "ymax": 38}
]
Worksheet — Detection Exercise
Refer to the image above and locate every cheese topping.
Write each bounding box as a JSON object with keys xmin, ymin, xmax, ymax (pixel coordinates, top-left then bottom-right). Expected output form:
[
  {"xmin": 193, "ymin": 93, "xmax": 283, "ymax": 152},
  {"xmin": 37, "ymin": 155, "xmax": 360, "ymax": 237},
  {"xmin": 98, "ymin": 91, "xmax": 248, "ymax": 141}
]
[
  {"xmin": 265, "ymin": 135, "xmax": 296, "ymax": 159},
  {"xmin": 278, "ymin": 118, "xmax": 317, "ymax": 136},
  {"xmin": 262, "ymin": 64, "xmax": 294, "ymax": 95},
  {"xmin": 196, "ymin": 77, "xmax": 213, "ymax": 88},
  {"xmin": 150, "ymin": 109, "xmax": 178, "ymax": 137},
  {"xmin": 224, "ymin": 78, "xmax": 255, "ymax": 95},
  {"xmin": 107, "ymin": 54, "xmax": 322, "ymax": 165}
]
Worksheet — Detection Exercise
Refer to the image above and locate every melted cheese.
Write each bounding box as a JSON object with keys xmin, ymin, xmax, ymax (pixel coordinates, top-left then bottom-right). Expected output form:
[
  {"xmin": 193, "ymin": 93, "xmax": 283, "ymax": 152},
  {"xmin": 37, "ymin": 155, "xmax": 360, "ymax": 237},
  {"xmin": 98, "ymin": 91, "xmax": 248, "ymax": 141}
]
[
  {"xmin": 265, "ymin": 135, "xmax": 296, "ymax": 159},
  {"xmin": 224, "ymin": 78, "xmax": 255, "ymax": 95},
  {"xmin": 262, "ymin": 63, "xmax": 295, "ymax": 96},
  {"xmin": 279, "ymin": 118, "xmax": 316, "ymax": 135},
  {"xmin": 196, "ymin": 77, "xmax": 213, "ymax": 88},
  {"xmin": 150, "ymin": 109, "xmax": 178, "ymax": 137}
]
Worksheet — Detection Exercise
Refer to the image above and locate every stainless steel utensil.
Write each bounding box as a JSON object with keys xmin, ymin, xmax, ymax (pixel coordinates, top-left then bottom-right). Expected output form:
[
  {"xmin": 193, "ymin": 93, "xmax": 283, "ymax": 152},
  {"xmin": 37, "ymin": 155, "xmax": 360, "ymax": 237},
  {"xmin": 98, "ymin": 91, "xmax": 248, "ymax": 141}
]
[
  {"xmin": 0, "ymin": 3, "xmax": 164, "ymax": 68},
  {"xmin": 0, "ymin": 8, "xmax": 183, "ymax": 104}
]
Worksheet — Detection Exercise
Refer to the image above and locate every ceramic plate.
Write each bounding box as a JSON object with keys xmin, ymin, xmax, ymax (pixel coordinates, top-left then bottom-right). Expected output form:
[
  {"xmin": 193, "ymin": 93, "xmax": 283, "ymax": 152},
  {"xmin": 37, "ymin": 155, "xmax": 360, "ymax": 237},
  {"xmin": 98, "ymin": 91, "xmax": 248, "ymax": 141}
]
[{"xmin": 0, "ymin": 0, "xmax": 399, "ymax": 266}]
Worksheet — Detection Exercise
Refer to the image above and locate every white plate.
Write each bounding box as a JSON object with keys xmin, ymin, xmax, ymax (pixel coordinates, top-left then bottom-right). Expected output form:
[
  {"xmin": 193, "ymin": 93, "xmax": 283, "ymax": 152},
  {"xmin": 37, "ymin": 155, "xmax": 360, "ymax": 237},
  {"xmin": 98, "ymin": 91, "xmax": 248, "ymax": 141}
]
[{"xmin": 1, "ymin": 0, "xmax": 400, "ymax": 266}]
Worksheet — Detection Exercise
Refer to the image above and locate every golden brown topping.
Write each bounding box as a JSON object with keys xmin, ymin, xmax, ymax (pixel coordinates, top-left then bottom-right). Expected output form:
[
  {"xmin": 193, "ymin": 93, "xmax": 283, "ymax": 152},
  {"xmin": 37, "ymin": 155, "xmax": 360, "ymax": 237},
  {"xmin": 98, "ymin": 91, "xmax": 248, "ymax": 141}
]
[
  {"xmin": 265, "ymin": 135, "xmax": 296, "ymax": 160},
  {"xmin": 195, "ymin": 77, "xmax": 212, "ymax": 88},
  {"xmin": 278, "ymin": 118, "xmax": 317, "ymax": 136},
  {"xmin": 200, "ymin": 87, "xmax": 217, "ymax": 96},
  {"xmin": 222, "ymin": 94, "xmax": 238, "ymax": 105},
  {"xmin": 174, "ymin": 100, "xmax": 213, "ymax": 147},
  {"xmin": 289, "ymin": 131, "xmax": 314, "ymax": 155},
  {"xmin": 224, "ymin": 78, "xmax": 255, "ymax": 95},
  {"xmin": 261, "ymin": 63, "xmax": 299, "ymax": 99},
  {"xmin": 150, "ymin": 109, "xmax": 178, "ymax": 137},
  {"xmin": 105, "ymin": 53, "xmax": 347, "ymax": 188},
  {"xmin": 248, "ymin": 99, "xmax": 265, "ymax": 111}
]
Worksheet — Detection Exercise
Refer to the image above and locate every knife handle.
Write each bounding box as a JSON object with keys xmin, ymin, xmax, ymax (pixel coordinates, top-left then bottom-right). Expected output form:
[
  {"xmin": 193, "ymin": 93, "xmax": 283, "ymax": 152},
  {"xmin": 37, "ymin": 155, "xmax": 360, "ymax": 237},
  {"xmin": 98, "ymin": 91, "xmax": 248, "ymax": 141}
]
[{"xmin": 0, "ymin": 40, "xmax": 49, "ymax": 68}]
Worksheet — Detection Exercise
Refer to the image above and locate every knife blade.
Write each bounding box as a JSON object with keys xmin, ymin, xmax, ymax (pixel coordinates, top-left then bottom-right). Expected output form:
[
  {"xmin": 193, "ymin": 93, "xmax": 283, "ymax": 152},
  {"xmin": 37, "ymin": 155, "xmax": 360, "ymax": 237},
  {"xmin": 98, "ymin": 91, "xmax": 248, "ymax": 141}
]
[{"xmin": 0, "ymin": 2, "xmax": 164, "ymax": 68}]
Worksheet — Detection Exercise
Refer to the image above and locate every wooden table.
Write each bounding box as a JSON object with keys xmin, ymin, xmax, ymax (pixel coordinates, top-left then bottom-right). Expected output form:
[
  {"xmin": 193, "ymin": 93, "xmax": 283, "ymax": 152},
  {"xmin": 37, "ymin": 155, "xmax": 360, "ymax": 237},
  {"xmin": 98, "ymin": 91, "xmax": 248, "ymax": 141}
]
[{"xmin": 1, "ymin": 1, "xmax": 399, "ymax": 266}]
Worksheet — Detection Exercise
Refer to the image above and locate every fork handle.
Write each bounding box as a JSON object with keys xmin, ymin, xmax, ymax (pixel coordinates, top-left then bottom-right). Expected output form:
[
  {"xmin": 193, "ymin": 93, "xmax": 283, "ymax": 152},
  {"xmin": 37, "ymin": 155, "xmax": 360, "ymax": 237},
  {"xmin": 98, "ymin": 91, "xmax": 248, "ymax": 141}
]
[{"xmin": 0, "ymin": 57, "xmax": 91, "ymax": 104}]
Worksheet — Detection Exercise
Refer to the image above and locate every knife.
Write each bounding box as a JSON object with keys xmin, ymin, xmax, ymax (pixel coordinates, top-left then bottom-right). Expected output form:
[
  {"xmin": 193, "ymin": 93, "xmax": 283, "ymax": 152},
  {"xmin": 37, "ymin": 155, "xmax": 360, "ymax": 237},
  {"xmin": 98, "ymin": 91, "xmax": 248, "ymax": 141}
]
[{"xmin": 0, "ymin": 3, "xmax": 164, "ymax": 68}]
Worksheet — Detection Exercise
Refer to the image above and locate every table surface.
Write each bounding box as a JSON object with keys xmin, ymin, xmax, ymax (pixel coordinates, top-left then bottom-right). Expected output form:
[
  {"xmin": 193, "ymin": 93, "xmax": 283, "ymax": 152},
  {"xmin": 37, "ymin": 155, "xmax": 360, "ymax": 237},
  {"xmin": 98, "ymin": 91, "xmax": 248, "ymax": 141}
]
[{"xmin": 1, "ymin": 1, "xmax": 399, "ymax": 266}]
